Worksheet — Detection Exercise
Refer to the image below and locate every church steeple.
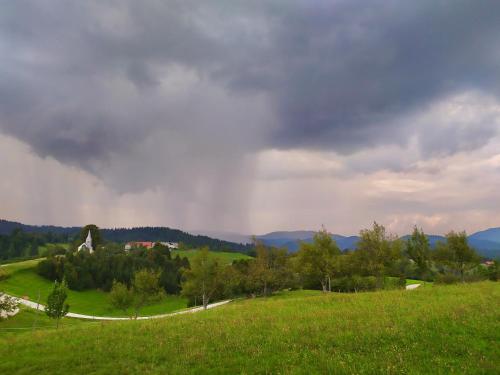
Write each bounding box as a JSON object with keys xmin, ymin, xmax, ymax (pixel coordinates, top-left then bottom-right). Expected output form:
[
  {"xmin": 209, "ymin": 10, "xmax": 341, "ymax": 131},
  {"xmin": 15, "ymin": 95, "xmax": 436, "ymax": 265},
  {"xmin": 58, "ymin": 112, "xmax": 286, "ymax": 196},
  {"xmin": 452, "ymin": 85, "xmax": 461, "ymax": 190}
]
[
  {"xmin": 78, "ymin": 230, "xmax": 94, "ymax": 253},
  {"xmin": 85, "ymin": 230, "xmax": 93, "ymax": 253}
]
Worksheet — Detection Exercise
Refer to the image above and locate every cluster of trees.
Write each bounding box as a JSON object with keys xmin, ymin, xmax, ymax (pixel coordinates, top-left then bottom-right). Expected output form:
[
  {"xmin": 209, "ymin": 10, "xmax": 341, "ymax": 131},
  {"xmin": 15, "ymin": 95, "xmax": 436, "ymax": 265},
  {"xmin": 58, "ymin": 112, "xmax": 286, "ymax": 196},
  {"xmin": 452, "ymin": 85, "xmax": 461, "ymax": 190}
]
[
  {"xmin": 109, "ymin": 269, "xmax": 165, "ymax": 317},
  {"xmin": 0, "ymin": 229, "xmax": 66, "ymax": 260},
  {"xmin": 181, "ymin": 246, "xmax": 295, "ymax": 308},
  {"xmin": 37, "ymin": 243, "xmax": 189, "ymax": 294},
  {"xmin": 180, "ymin": 223, "xmax": 498, "ymax": 308}
]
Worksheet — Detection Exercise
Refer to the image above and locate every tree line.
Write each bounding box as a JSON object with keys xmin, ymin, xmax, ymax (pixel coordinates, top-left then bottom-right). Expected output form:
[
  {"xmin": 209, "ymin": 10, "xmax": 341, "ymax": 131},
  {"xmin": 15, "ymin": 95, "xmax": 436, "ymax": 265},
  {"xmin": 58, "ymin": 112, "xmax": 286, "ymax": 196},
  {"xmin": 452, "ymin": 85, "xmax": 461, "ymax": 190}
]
[
  {"xmin": 0, "ymin": 229, "xmax": 69, "ymax": 261},
  {"xmin": 25, "ymin": 223, "xmax": 499, "ymax": 317},
  {"xmin": 179, "ymin": 223, "xmax": 499, "ymax": 309},
  {"xmin": 37, "ymin": 243, "xmax": 189, "ymax": 294}
]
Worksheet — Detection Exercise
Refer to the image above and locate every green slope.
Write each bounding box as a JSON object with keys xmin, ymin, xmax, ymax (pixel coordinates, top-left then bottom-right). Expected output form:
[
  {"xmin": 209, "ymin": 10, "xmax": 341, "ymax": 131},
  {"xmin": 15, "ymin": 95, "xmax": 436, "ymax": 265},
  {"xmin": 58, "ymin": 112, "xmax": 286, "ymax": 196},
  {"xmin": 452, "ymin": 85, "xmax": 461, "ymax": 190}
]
[
  {"xmin": 1, "ymin": 282, "xmax": 498, "ymax": 374},
  {"xmin": 171, "ymin": 249, "xmax": 253, "ymax": 263},
  {"xmin": 0, "ymin": 260, "xmax": 187, "ymax": 317}
]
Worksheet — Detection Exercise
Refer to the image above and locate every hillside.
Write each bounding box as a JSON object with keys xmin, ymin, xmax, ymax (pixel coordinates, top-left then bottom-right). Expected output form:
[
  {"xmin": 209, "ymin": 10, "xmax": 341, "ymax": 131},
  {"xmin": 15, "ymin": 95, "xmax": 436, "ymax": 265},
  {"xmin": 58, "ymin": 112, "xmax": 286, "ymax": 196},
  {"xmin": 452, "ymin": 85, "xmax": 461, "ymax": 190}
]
[
  {"xmin": 0, "ymin": 260, "xmax": 187, "ymax": 317},
  {"xmin": 1, "ymin": 282, "xmax": 498, "ymax": 374},
  {"xmin": 0, "ymin": 219, "xmax": 252, "ymax": 253}
]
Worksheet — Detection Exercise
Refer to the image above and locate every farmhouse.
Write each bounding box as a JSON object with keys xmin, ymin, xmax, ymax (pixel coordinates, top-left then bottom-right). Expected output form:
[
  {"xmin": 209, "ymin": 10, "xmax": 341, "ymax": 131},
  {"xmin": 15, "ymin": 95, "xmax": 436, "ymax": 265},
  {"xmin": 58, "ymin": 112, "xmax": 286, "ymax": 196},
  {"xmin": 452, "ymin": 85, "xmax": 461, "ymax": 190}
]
[
  {"xmin": 160, "ymin": 242, "xmax": 179, "ymax": 249},
  {"xmin": 124, "ymin": 241, "xmax": 179, "ymax": 250}
]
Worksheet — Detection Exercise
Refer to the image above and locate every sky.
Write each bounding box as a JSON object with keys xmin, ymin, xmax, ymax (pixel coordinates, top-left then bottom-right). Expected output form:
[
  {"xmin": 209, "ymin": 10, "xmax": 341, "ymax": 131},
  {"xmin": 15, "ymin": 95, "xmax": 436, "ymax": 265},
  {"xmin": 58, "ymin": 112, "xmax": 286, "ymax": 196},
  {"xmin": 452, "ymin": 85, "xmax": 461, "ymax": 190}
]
[{"xmin": 1, "ymin": 0, "xmax": 500, "ymax": 236}]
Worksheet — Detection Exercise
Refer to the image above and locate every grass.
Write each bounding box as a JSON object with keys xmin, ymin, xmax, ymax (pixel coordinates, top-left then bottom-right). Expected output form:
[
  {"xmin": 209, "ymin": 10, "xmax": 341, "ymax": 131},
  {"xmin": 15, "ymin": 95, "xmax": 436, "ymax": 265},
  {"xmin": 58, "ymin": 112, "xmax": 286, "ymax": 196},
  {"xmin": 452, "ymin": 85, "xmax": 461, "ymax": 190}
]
[
  {"xmin": 0, "ymin": 307, "xmax": 92, "ymax": 337},
  {"xmin": 0, "ymin": 282, "xmax": 498, "ymax": 374},
  {"xmin": 171, "ymin": 249, "xmax": 252, "ymax": 263},
  {"xmin": 0, "ymin": 260, "xmax": 188, "ymax": 317}
]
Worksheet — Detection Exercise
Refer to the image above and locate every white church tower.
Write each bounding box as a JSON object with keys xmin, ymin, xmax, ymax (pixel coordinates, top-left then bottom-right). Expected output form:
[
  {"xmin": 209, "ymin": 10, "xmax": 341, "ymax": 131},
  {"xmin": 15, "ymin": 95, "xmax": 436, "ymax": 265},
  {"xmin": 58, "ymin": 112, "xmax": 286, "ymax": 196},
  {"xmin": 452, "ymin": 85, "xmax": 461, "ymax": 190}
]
[{"xmin": 78, "ymin": 230, "xmax": 94, "ymax": 253}]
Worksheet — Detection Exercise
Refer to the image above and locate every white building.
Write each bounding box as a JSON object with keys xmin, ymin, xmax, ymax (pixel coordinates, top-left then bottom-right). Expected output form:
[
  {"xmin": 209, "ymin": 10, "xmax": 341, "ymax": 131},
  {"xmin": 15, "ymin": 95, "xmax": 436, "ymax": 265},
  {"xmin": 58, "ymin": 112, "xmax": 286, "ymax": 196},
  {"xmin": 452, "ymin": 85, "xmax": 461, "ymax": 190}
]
[
  {"xmin": 160, "ymin": 242, "xmax": 179, "ymax": 249},
  {"xmin": 78, "ymin": 230, "xmax": 94, "ymax": 253}
]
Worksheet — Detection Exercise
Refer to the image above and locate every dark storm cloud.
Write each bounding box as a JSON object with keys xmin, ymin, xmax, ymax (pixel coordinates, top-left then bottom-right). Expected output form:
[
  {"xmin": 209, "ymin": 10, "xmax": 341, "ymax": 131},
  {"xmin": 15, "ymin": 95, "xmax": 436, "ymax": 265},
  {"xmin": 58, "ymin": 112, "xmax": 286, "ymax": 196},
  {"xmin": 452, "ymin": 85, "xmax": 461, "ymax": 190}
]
[
  {"xmin": 259, "ymin": 1, "xmax": 500, "ymax": 151},
  {"xmin": 1, "ymin": 0, "xmax": 500, "ymax": 183}
]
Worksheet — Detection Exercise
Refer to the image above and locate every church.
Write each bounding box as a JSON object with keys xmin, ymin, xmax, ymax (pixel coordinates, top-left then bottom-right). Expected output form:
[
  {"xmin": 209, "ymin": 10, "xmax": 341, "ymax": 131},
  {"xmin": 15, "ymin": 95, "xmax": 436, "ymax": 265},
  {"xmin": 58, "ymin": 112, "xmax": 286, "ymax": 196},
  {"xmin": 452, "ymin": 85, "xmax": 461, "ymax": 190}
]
[{"xmin": 77, "ymin": 230, "xmax": 94, "ymax": 253}]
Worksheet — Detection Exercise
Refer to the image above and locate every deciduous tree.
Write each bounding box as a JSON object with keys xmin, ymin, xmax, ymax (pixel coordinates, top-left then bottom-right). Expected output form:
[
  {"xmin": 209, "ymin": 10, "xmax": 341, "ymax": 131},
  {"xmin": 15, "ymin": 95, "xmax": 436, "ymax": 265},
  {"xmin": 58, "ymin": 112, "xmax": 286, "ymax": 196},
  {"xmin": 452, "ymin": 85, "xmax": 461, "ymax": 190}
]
[
  {"xmin": 45, "ymin": 279, "xmax": 69, "ymax": 328},
  {"xmin": 109, "ymin": 280, "xmax": 133, "ymax": 314},
  {"xmin": 295, "ymin": 228, "xmax": 341, "ymax": 292},
  {"xmin": 0, "ymin": 291, "xmax": 18, "ymax": 319},
  {"xmin": 355, "ymin": 222, "xmax": 402, "ymax": 287},
  {"xmin": 406, "ymin": 226, "xmax": 431, "ymax": 279},
  {"xmin": 181, "ymin": 247, "xmax": 225, "ymax": 309},
  {"xmin": 247, "ymin": 243, "xmax": 292, "ymax": 296},
  {"xmin": 435, "ymin": 231, "xmax": 480, "ymax": 281},
  {"xmin": 132, "ymin": 269, "xmax": 164, "ymax": 317}
]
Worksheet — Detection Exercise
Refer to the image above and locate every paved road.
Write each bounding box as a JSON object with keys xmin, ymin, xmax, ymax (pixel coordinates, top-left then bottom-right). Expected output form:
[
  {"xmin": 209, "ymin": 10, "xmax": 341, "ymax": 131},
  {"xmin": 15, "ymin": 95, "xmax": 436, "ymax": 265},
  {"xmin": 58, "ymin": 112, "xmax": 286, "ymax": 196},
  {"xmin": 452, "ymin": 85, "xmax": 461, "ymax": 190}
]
[
  {"xmin": 406, "ymin": 283, "xmax": 421, "ymax": 290},
  {"xmin": 8, "ymin": 296, "xmax": 231, "ymax": 321}
]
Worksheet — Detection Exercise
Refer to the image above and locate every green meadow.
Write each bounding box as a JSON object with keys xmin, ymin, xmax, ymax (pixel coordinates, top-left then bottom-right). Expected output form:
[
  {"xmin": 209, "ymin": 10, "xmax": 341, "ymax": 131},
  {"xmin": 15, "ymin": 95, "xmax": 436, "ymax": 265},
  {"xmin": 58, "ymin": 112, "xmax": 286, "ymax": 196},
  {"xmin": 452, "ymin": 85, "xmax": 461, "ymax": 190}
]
[
  {"xmin": 0, "ymin": 307, "xmax": 92, "ymax": 337},
  {"xmin": 0, "ymin": 249, "xmax": 250, "ymax": 317},
  {"xmin": 0, "ymin": 260, "xmax": 187, "ymax": 317},
  {"xmin": 1, "ymin": 282, "xmax": 498, "ymax": 374},
  {"xmin": 171, "ymin": 249, "xmax": 252, "ymax": 263}
]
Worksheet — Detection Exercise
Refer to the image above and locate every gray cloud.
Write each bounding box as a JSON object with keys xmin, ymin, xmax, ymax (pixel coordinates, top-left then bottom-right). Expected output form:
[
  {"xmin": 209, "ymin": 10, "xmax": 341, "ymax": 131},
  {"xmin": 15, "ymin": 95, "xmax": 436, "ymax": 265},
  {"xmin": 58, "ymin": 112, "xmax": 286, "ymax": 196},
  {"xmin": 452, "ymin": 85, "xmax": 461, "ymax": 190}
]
[{"xmin": 1, "ymin": 1, "xmax": 500, "ymax": 231}]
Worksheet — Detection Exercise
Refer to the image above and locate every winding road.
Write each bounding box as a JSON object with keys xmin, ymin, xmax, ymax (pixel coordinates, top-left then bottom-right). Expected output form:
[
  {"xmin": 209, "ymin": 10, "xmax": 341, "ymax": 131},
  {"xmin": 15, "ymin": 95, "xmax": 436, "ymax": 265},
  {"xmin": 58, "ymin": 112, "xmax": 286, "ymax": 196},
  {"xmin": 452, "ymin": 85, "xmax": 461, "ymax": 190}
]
[{"xmin": 6, "ymin": 294, "xmax": 231, "ymax": 321}]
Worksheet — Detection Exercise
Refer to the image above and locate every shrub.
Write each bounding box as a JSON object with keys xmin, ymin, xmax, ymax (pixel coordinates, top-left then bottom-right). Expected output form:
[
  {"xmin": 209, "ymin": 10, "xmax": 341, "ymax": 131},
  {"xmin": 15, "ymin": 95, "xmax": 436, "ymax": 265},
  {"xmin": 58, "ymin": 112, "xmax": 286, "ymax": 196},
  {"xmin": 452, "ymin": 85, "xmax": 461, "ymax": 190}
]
[
  {"xmin": 383, "ymin": 276, "xmax": 406, "ymax": 290},
  {"xmin": 0, "ymin": 268, "xmax": 9, "ymax": 281},
  {"xmin": 435, "ymin": 273, "xmax": 461, "ymax": 284},
  {"xmin": 331, "ymin": 276, "xmax": 377, "ymax": 292}
]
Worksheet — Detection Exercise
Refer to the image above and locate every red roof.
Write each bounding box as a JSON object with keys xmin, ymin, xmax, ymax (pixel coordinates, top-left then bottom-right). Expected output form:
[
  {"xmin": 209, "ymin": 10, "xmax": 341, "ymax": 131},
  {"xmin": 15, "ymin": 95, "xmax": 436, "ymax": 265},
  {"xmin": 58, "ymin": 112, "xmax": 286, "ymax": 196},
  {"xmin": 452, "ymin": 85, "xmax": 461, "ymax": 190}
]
[{"xmin": 127, "ymin": 241, "xmax": 155, "ymax": 249}]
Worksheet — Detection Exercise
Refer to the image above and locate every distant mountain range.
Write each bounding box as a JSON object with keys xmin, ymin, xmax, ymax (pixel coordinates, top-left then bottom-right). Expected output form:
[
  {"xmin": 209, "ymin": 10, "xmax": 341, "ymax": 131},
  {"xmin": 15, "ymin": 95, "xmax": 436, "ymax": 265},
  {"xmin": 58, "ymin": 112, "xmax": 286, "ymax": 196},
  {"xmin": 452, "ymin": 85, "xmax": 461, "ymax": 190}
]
[
  {"xmin": 0, "ymin": 219, "xmax": 252, "ymax": 253},
  {"xmin": 253, "ymin": 229, "xmax": 500, "ymax": 259}
]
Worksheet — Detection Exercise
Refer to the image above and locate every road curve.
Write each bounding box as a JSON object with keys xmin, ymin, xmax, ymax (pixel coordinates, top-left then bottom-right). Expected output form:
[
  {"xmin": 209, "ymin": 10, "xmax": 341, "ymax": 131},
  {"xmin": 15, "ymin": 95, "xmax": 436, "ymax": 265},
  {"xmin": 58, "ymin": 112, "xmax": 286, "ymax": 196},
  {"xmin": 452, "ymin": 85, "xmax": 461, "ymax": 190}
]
[
  {"xmin": 405, "ymin": 283, "xmax": 421, "ymax": 290},
  {"xmin": 9, "ymin": 296, "xmax": 231, "ymax": 321}
]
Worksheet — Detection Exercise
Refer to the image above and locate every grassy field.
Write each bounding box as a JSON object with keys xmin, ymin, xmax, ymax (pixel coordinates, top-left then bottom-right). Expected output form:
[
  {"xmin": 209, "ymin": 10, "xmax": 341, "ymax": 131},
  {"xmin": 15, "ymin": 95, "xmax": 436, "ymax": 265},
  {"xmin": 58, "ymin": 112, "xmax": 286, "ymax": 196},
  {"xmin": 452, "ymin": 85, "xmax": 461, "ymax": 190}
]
[
  {"xmin": 1, "ymin": 282, "xmax": 498, "ymax": 374},
  {"xmin": 0, "ymin": 260, "xmax": 188, "ymax": 317},
  {"xmin": 171, "ymin": 249, "xmax": 253, "ymax": 263},
  {"xmin": 0, "ymin": 307, "xmax": 92, "ymax": 337}
]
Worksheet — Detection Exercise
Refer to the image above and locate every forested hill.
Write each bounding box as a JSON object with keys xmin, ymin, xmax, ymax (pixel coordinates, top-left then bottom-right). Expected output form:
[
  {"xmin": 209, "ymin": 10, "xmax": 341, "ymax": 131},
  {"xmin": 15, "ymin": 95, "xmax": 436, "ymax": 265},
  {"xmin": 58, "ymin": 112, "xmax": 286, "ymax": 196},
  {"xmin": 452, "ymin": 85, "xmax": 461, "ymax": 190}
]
[
  {"xmin": 0, "ymin": 219, "xmax": 80, "ymax": 237},
  {"xmin": 101, "ymin": 227, "xmax": 252, "ymax": 252},
  {"xmin": 0, "ymin": 220, "xmax": 252, "ymax": 253}
]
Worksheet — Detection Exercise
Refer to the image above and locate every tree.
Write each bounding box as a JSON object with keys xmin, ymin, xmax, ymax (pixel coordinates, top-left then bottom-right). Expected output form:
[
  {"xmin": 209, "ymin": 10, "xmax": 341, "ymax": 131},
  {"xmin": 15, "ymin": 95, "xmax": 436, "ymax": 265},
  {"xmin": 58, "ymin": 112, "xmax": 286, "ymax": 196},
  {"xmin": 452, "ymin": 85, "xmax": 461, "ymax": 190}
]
[
  {"xmin": 109, "ymin": 280, "xmax": 133, "ymax": 315},
  {"xmin": 355, "ymin": 222, "xmax": 402, "ymax": 287},
  {"xmin": 247, "ymin": 242, "xmax": 292, "ymax": 296},
  {"xmin": 295, "ymin": 228, "xmax": 341, "ymax": 292},
  {"xmin": 45, "ymin": 279, "xmax": 69, "ymax": 328},
  {"xmin": 132, "ymin": 269, "xmax": 164, "ymax": 318},
  {"xmin": 182, "ymin": 247, "xmax": 225, "ymax": 309},
  {"xmin": 435, "ymin": 231, "xmax": 480, "ymax": 281},
  {"xmin": 0, "ymin": 291, "xmax": 18, "ymax": 319},
  {"xmin": 406, "ymin": 226, "xmax": 431, "ymax": 279}
]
